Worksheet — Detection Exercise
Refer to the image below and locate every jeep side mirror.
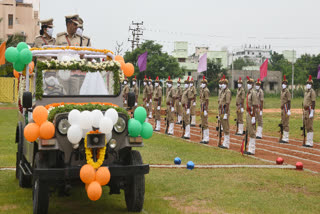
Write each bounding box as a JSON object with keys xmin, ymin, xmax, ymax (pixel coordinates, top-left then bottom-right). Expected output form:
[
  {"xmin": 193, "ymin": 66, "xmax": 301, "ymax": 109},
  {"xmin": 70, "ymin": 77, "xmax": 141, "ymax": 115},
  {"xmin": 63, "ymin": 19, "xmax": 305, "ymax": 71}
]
[
  {"xmin": 22, "ymin": 92, "xmax": 32, "ymax": 109},
  {"xmin": 127, "ymin": 92, "xmax": 135, "ymax": 108}
]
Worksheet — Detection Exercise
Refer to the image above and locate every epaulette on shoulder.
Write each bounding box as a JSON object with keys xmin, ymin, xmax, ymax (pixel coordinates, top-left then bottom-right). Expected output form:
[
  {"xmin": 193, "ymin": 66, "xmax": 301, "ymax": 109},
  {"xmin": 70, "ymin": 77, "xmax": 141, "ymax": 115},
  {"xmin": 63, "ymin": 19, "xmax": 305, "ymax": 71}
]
[{"xmin": 56, "ymin": 32, "xmax": 67, "ymax": 37}]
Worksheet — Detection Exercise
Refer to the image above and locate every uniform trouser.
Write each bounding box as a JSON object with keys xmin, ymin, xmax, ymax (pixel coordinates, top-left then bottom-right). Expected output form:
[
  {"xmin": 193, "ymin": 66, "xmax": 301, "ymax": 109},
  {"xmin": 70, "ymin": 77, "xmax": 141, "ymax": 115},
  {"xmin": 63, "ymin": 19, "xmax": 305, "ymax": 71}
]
[
  {"xmin": 246, "ymin": 113, "xmax": 256, "ymax": 138},
  {"xmin": 123, "ymin": 102, "xmax": 127, "ymax": 108},
  {"xmin": 166, "ymin": 106, "xmax": 174, "ymax": 123},
  {"xmin": 201, "ymin": 111, "xmax": 208, "ymax": 129},
  {"xmin": 281, "ymin": 109, "xmax": 289, "ymax": 132},
  {"xmin": 175, "ymin": 100, "xmax": 182, "ymax": 116},
  {"xmin": 148, "ymin": 99, "xmax": 153, "ymax": 115},
  {"xmin": 183, "ymin": 107, "xmax": 190, "ymax": 126},
  {"xmin": 236, "ymin": 108, "xmax": 244, "ymax": 124},
  {"xmin": 220, "ymin": 113, "xmax": 230, "ymax": 135},
  {"xmin": 191, "ymin": 102, "xmax": 196, "ymax": 115},
  {"xmin": 303, "ymin": 109, "xmax": 314, "ymax": 133},
  {"xmin": 255, "ymin": 110, "xmax": 263, "ymax": 127},
  {"xmin": 144, "ymin": 101, "xmax": 149, "ymax": 115},
  {"xmin": 155, "ymin": 106, "xmax": 161, "ymax": 121}
]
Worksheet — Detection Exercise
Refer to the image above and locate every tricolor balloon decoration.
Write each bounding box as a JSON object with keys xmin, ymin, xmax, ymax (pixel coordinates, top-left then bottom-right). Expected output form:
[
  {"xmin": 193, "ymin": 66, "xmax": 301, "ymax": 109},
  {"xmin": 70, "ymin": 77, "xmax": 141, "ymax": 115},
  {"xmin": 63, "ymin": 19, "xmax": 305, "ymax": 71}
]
[
  {"xmin": 5, "ymin": 42, "xmax": 33, "ymax": 72},
  {"xmin": 23, "ymin": 106, "xmax": 55, "ymax": 142},
  {"xmin": 128, "ymin": 106, "xmax": 153, "ymax": 139}
]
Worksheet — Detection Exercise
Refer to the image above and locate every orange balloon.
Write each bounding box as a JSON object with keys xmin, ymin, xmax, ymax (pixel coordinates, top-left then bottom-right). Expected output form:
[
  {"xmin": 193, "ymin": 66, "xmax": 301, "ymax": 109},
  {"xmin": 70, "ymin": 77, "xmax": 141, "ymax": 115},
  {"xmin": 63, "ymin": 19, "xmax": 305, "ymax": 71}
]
[
  {"xmin": 118, "ymin": 60, "xmax": 125, "ymax": 70},
  {"xmin": 39, "ymin": 121, "xmax": 55, "ymax": 139},
  {"xmin": 33, "ymin": 106, "xmax": 48, "ymax": 126},
  {"xmin": 24, "ymin": 123, "xmax": 40, "ymax": 142},
  {"xmin": 13, "ymin": 70, "xmax": 20, "ymax": 78},
  {"xmin": 85, "ymin": 183, "xmax": 89, "ymax": 191},
  {"xmin": 28, "ymin": 61, "xmax": 34, "ymax": 74},
  {"xmin": 87, "ymin": 181, "xmax": 102, "ymax": 201},
  {"xmin": 123, "ymin": 63, "xmax": 134, "ymax": 77},
  {"xmin": 115, "ymin": 55, "xmax": 124, "ymax": 62},
  {"xmin": 95, "ymin": 167, "xmax": 111, "ymax": 186},
  {"xmin": 80, "ymin": 164, "xmax": 96, "ymax": 184}
]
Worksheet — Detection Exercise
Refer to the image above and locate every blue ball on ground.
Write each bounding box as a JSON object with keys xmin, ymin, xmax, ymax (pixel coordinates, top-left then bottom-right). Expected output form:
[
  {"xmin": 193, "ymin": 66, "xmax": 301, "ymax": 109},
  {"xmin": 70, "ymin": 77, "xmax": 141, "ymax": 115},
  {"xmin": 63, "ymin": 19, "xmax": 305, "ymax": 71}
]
[
  {"xmin": 187, "ymin": 161, "xmax": 194, "ymax": 170},
  {"xmin": 174, "ymin": 157, "xmax": 181, "ymax": 165}
]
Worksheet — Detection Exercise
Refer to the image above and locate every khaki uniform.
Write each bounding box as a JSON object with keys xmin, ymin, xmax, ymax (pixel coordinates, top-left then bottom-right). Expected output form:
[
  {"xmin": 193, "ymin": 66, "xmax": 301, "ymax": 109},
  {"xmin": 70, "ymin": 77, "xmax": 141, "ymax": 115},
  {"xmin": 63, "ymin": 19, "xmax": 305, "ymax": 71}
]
[
  {"xmin": 34, "ymin": 35, "xmax": 55, "ymax": 48},
  {"xmin": 153, "ymin": 85, "xmax": 162, "ymax": 120},
  {"xmin": 175, "ymin": 86, "xmax": 183, "ymax": 121},
  {"xmin": 200, "ymin": 87, "xmax": 210, "ymax": 129},
  {"xmin": 122, "ymin": 84, "xmax": 130, "ymax": 108},
  {"xmin": 143, "ymin": 84, "xmax": 150, "ymax": 115},
  {"xmin": 81, "ymin": 35, "xmax": 91, "ymax": 47},
  {"xmin": 166, "ymin": 87, "xmax": 175, "ymax": 123},
  {"xmin": 219, "ymin": 88, "xmax": 231, "ymax": 135},
  {"xmin": 132, "ymin": 85, "xmax": 139, "ymax": 112},
  {"xmin": 190, "ymin": 85, "xmax": 196, "ymax": 114},
  {"xmin": 236, "ymin": 87, "xmax": 245, "ymax": 124},
  {"xmin": 255, "ymin": 88, "xmax": 264, "ymax": 127},
  {"xmin": 182, "ymin": 88, "xmax": 193, "ymax": 126},
  {"xmin": 281, "ymin": 88, "xmax": 291, "ymax": 132},
  {"xmin": 148, "ymin": 84, "xmax": 153, "ymax": 116},
  {"xmin": 246, "ymin": 89, "xmax": 258, "ymax": 138},
  {"xmin": 303, "ymin": 88, "xmax": 316, "ymax": 133},
  {"xmin": 55, "ymin": 32, "xmax": 82, "ymax": 46}
]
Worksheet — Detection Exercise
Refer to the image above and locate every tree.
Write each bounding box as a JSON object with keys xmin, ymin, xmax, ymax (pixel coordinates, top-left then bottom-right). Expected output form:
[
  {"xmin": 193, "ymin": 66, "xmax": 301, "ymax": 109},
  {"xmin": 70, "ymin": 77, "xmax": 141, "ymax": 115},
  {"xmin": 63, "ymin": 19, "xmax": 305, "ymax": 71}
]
[
  {"xmin": 114, "ymin": 41, "xmax": 124, "ymax": 55},
  {"xmin": 123, "ymin": 40, "xmax": 184, "ymax": 81},
  {"xmin": 295, "ymin": 54, "xmax": 320, "ymax": 90},
  {"xmin": 232, "ymin": 57, "xmax": 255, "ymax": 70},
  {"xmin": 206, "ymin": 58, "xmax": 228, "ymax": 93}
]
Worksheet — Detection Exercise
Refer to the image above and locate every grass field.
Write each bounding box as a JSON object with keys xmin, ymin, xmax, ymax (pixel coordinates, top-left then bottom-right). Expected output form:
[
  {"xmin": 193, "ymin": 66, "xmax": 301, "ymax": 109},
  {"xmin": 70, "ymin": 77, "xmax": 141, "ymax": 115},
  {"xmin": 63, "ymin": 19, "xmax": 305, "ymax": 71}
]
[{"xmin": 1, "ymin": 102, "xmax": 320, "ymax": 213}]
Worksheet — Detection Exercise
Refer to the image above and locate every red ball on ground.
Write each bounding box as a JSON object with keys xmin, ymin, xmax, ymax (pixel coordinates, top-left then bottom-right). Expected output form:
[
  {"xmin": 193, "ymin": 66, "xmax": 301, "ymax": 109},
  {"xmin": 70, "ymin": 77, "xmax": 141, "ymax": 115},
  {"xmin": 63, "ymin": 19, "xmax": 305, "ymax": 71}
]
[
  {"xmin": 296, "ymin": 162, "xmax": 303, "ymax": 170},
  {"xmin": 276, "ymin": 157, "xmax": 284, "ymax": 165}
]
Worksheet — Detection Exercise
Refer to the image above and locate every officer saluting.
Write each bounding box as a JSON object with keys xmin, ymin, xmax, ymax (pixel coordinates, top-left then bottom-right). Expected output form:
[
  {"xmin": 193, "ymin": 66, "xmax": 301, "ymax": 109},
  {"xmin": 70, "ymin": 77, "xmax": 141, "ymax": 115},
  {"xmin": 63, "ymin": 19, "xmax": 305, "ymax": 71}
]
[
  {"xmin": 175, "ymin": 78, "xmax": 183, "ymax": 124},
  {"xmin": 76, "ymin": 17, "xmax": 91, "ymax": 47},
  {"xmin": 255, "ymin": 79, "xmax": 264, "ymax": 139},
  {"xmin": 122, "ymin": 77, "xmax": 129, "ymax": 108},
  {"xmin": 131, "ymin": 76, "xmax": 139, "ymax": 112},
  {"xmin": 303, "ymin": 75, "xmax": 316, "ymax": 147},
  {"xmin": 200, "ymin": 76, "xmax": 210, "ymax": 144},
  {"xmin": 280, "ymin": 75, "xmax": 291, "ymax": 143},
  {"xmin": 34, "ymin": 18, "xmax": 55, "ymax": 48},
  {"xmin": 182, "ymin": 77, "xmax": 193, "ymax": 139},
  {"xmin": 142, "ymin": 75, "xmax": 150, "ymax": 121},
  {"xmin": 148, "ymin": 77, "xmax": 153, "ymax": 119},
  {"xmin": 153, "ymin": 76, "xmax": 162, "ymax": 131},
  {"xmin": 236, "ymin": 77, "xmax": 245, "ymax": 135},
  {"xmin": 189, "ymin": 77, "xmax": 197, "ymax": 126},
  {"xmin": 244, "ymin": 76, "xmax": 258, "ymax": 155},
  {"xmin": 166, "ymin": 76, "xmax": 175, "ymax": 135},
  {"xmin": 56, "ymin": 14, "xmax": 82, "ymax": 46}
]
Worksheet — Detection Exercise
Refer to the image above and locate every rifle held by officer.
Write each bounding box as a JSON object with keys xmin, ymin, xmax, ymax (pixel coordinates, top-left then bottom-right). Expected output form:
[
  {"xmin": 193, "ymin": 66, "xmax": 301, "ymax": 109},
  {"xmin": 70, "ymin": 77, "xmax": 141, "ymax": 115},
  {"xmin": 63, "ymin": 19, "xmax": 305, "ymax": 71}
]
[
  {"xmin": 278, "ymin": 123, "xmax": 283, "ymax": 143},
  {"xmin": 301, "ymin": 103, "xmax": 306, "ymax": 146}
]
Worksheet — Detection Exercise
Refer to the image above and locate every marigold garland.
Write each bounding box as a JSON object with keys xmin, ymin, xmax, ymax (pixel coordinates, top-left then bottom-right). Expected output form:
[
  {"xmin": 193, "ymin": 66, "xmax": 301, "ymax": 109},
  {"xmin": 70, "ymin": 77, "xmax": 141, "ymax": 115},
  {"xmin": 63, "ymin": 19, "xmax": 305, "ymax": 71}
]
[
  {"xmin": 30, "ymin": 46, "xmax": 114, "ymax": 55},
  {"xmin": 84, "ymin": 130, "xmax": 107, "ymax": 169}
]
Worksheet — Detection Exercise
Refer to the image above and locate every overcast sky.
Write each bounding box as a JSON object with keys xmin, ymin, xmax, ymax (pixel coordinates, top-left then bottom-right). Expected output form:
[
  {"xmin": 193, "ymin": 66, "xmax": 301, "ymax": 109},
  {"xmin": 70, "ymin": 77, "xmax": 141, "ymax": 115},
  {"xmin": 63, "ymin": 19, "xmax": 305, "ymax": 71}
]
[{"xmin": 40, "ymin": 0, "xmax": 320, "ymax": 56}]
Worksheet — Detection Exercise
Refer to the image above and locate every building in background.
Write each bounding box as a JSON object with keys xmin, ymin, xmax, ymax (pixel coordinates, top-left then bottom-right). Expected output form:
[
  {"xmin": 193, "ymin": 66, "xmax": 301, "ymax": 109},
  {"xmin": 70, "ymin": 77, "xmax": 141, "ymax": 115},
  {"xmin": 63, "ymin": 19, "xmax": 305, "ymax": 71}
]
[
  {"xmin": 231, "ymin": 44, "xmax": 272, "ymax": 65},
  {"xmin": 282, "ymin": 50, "xmax": 296, "ymax": 63},
  {"xmin": 0, "ymin": 0, "xmax": 40, "ymax": 44}
]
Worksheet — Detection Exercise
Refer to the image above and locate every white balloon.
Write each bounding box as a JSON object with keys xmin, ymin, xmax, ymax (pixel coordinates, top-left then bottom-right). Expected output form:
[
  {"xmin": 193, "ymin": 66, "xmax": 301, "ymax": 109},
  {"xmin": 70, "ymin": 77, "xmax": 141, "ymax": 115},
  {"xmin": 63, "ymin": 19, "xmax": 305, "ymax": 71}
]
[
  {"xmin": 82, "ymin": 127, "xmax": 93, "ymax": 139},
  {"xmin": 80, "ymin": 110, "xmax": 92, "ymax": 129},
  {"xmin": 68, "ymin": 109, "xmax": 81, "ymax": 125},
  {"xmin": 73, "ymin": 144, "xmax": 79, "ymax": 149},
  {"xmin": 105, "ymin": 108, "xmax": 118, "ymax": 125},
  {"xmin": 99, "ymin": 117, "xmax": 113, "ymax": 134},
  {"xmin": 67, "ymin": 125, "xmax": 82, "ymax": 145},
  {"xmin": 106, "ymin": 132, "xmax": 112, "ymax": 142},
  {"xmin": 91, "ymin": 110, "xmax": 104, "ymax": 128}
]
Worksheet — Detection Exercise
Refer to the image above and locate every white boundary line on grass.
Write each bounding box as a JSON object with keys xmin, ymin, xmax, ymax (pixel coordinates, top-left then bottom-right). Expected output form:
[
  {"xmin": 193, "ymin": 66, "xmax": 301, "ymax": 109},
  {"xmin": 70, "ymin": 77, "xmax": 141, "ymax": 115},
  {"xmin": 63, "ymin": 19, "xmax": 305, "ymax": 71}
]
[{"xmin": 150, "ymin": 164, "xmax": 296, "ymax": 169}]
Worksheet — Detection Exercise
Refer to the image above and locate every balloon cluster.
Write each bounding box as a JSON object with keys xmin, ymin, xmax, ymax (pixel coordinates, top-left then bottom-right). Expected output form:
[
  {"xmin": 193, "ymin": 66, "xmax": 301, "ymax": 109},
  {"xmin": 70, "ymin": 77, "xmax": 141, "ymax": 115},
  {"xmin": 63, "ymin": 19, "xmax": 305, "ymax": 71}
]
[
  {"xmin": 5, "ymin": 42, "xmax": 33, "ymax": 72},
  {"xmin": 24, "ymin": 106, "xmax": 55, "ymax": 142},
  {"xmin": 173, "ymin": 157, "xmax": 194, "ymax": 170},
  {"xmin": 80, "ymin": 164, "xmax": 111, "ymax": 201},
  {"xmin": 67, "ymin": 108, "xmax": 118, "ymax": 147},
  {"xmin": 114, "ymin": 55, "xmax": 134, "ymax": 77},
  {"xmin": 128, "ymin": 107, "xmax": 153, "ymax": 139}
]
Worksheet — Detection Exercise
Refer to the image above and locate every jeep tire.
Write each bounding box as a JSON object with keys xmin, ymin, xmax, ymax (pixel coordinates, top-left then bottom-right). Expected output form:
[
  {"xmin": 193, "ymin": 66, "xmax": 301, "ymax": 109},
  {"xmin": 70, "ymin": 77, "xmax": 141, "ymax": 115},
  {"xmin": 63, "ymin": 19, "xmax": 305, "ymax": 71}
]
[{"xmin": 124, "ymin": 150, "xmax": 145, "ymax": 212}]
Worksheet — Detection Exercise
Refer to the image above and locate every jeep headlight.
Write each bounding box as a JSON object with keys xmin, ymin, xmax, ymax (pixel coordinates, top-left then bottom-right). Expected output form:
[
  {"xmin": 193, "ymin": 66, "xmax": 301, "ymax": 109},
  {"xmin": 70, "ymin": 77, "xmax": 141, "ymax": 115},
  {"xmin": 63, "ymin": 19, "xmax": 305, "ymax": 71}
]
[
  {"xmin": 57, "ymin": 118, "xmax": 71, "ymax": 135},
  {"xmin": 113, "ymin": 117, "xmax": 126, "ymax": 133}
]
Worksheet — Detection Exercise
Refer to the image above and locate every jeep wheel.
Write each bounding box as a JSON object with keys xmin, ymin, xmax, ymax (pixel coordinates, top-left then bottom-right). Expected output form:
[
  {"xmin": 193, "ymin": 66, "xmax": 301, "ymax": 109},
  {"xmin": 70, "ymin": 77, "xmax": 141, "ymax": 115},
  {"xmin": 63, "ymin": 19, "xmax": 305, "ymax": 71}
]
[
  {"xmin": 124, "ymin": 150, "xmax": 145, "ymax": 212},
  {"xmin": 33, "ymin": 153, "xmax": 49, "ymax": 214}
]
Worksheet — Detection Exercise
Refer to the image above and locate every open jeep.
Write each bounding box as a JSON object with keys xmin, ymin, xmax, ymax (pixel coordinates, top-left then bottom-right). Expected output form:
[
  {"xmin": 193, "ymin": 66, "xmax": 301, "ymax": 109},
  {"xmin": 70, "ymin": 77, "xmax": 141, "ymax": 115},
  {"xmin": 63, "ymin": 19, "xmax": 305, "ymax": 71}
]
[{"xmin": 15, "ymin": 46, "xmax": 149, "ymax": 214}]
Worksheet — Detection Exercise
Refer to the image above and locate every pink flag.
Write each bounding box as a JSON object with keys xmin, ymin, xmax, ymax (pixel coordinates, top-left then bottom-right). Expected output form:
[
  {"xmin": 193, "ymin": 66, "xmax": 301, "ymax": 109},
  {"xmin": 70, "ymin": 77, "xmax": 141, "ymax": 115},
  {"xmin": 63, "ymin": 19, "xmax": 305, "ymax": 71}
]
[
  {"xmin": 317, "ymin": 65, "xmax": 320, "ymax": 79},
  {"xmin": 197, "ymin": 53, "xmax": 207, "ymax": 73},
  {"xmin": 260, "ymin": 59, "xmax": 268, "ymax": 81},
  {"xmin": 137, "ymin": 51, "xmax": 148, "ymax": 72}
]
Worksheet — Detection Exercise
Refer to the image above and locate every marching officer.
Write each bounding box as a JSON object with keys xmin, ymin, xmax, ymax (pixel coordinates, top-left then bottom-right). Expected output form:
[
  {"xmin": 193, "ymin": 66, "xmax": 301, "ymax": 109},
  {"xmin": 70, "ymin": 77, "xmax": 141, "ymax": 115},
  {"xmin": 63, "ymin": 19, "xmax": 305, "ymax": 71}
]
[
  {"xmin": 280, "ymin": 75, "xmax": 291, "ymax": 143},
  {"xmin": 244, "ymin": 76, "xmax": 258, "ymax": 155},
  {"xmin": 56, "ymin": 14, "xmax": 82, "ymax": 46},
  {"xmin": 236, "ymin": 77, "xmax": 245, "ymax": 135},
  {"xmin": 303, "ymin": 75, "xmax": 316, "ymax": 147},
  {"xmin": 153, "ymin": 76, "xmax": 162, "ymax": 131},
  {"xmin": 218, "ymin": 75, "xmax": 231, "ymax": 149},
  {"xmin": 131, "ymin": 76, "xmax": 139, "ymax": 112},
  {"xmin": 76, "ymin": 17, "xmax": 91, "ymax": 47},
  {"xmin": 166, "ymin": 76, "xmax": 175, "ymax": 135},
  {"xmin": 142, "ymin": 75, "xmax": 150, "ymax": 121},
  {"xmin": 175, "ymin": 78, "xmax": 183, "ymax": 124},
  {"xmin": 200, "ymin": 76, "xmax": 210, "ymax": 144},
  {"xmin": 182, "ymin": 77, "xmax": 193, "ymax": 139},
  {"xmin": 122, "ymin": 77, "xmax": 130, "ymax": 108},
  {"xmin": 34, "ymin": 18, "xmax": 55, "ymax": 48},
  {"xmin": 255, "ymin": 79, "xmax": 264, "ymax": 139},
  {"xmin": 189, "ymin": 77, "xmax": 197, "ymax": 126},
  {"xmin": 148, "ymin": 77, "xmax": 153, "ymax": 119}
]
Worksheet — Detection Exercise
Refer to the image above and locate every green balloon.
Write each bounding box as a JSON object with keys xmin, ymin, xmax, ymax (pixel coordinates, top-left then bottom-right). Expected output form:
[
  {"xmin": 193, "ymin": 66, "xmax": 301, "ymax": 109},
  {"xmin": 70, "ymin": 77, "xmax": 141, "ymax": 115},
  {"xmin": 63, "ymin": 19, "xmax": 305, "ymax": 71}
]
[
  {"xmin": 5, "ymin": 47, "xmax": 19, "ymax": 63},
  {"xmin": 134, "ymin": 106, "xmax": 147, "ymax": 124},
  {"xmin": 13, "ymin": 61, "xmax": 25, "ymax": 72},
  {"xmin": 19, "ymin": 49, "xmax": 33, "ymax": 64},
  {"xmin": 140, "ymin": 122, "xmax": 153, "ymax": 139},
  {"xmin": 128, "ymin": 119, "xmax": 142, "ymax": 137},
  {"xmin": 17, "ymin": 42, "xmax": 29, "ymax": 52}
]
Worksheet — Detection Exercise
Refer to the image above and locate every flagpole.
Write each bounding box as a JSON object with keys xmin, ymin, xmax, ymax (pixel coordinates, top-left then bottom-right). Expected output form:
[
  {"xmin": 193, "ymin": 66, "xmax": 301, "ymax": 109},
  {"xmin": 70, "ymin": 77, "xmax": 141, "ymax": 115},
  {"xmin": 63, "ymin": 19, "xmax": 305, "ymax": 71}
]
[{"xmin": 291, "ymin": 49, "xmax": 294, "ymax": 99}]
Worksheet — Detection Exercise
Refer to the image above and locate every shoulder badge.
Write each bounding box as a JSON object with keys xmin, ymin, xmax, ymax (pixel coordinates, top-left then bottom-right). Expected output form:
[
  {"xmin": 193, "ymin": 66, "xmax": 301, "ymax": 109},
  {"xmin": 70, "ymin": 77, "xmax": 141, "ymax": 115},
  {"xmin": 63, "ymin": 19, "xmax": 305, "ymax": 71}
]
[{"xmin": 56, "ymin": 32, "xmax": 67, "ymax": 37}]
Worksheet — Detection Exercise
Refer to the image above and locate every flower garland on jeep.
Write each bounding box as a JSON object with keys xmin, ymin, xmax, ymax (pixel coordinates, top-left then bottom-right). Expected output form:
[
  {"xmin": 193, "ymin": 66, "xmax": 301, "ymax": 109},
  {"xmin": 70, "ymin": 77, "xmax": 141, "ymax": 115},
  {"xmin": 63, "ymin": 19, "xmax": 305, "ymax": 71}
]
[
  {"xmin": 84, "ymin": 130, "xmax": 106, "ymax": 169},
  {"xmin": 35, "ymin": 59, "xmax": 123, "ymax": 100},
  {"xmin": 30, "ymin": 46, "xmax": 114, "ymax": 55}
]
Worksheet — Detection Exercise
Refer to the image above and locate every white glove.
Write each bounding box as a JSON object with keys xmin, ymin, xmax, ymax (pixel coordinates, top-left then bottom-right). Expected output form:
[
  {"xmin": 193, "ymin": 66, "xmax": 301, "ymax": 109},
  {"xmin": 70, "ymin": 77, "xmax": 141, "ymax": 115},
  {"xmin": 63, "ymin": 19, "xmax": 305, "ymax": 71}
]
[
  {"xmin": 251, "ymin": 117, "xmax": 255, "ymax": 124},
  {"xmin": 260, "ymin": 111, "xmax": 263, "ymax": 116},
  {"xmin": 157, "ymin": 106, "xmax": 160, "ymax": 110},
  {"xmin": 193, "ymin": 102, "xmax": 196, "ymax": 106},
  {"xmin": 150, "ymin": 99, "xmax": 152, "ymax": 103},
  {"xmin": 223, "ymin": 114, "xmax": 227, "ymax": 120},
  {"xmin": 204, "ymin": 110, "xmax": 208, "ymax": 116},
  {"xmin": 179, "ymin": 102, "xmax": 181, "ymax": 106},
  {"xmin": 187, "ymin": 109, "xmax": 190, "ymax": 114},
  {"xmin": 124, "ymin": 100, "xmax": 127, "ymax": 104},
  {"xmin": 309, "ymin": 109, "xmax": 314, "ymax": 118},
  {"xmin": 146, "ymin": 103, "xmax": 149, "ymax": 107},
  {"xmin": 171, "ymin": 107, "xmax": 174, "ymax": 112},
  {"xmin": 287, "ymin": 110, "xmax": 291, "ymax": 116},
  {"xmin": 135, "ymin": 102, "xmax": 137, "ymax": 106},
  {"xmin": 241, "ymin": 108, "xmax": 244, "ymax": 113}
]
